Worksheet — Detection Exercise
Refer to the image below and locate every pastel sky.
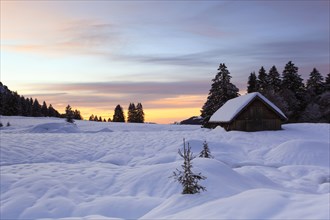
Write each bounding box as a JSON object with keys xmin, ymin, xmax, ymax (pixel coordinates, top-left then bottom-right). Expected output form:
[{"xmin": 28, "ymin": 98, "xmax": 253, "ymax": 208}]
[{"xmin": 1, "ymin": 1, "xmax": 329, "ymax": 123}]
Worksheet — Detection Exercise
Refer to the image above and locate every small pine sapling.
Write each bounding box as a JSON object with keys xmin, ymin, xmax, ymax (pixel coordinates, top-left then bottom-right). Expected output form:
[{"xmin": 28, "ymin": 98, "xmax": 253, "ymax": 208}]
[
  {"xmin": 6, "ymin": 122, "xmax": 11, "ymax": 127},
  {"xmin": 172, "ymin": 139, "xmax": 206, "ymax": 194},
  {"xmin": 199, "ymin": 141, "xmax": 213, "ymax": 158},
  {"xmin": 0, "ymin": 122, "xmax": 3, "ymax": 127}
]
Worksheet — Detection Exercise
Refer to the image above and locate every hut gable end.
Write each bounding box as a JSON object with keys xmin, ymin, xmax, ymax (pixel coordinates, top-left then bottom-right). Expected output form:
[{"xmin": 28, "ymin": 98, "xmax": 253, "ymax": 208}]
[{"xmin": 232, "ymin": 96, "xmax": 285, "ymax": 121}]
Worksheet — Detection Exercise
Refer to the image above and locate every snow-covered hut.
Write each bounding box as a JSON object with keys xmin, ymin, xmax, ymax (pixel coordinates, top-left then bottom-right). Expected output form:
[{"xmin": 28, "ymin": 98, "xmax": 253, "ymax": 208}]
[{"xmin": 209, "ymin": 92, "xmax": 287, "ymax": 131}]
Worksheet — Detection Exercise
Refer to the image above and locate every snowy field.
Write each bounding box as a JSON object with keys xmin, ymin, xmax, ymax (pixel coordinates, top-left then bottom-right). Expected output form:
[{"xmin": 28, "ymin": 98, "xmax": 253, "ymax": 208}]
[{"xmin": 0, "ymin": 116, "xmax": 329, "ymax": 219}]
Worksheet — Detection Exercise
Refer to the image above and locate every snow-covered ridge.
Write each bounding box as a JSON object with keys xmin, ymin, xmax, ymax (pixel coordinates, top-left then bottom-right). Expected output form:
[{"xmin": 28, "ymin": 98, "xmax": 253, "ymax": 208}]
[{"xmin": 0, "ymin": 116, "xmax": 329, "ymax": 219}]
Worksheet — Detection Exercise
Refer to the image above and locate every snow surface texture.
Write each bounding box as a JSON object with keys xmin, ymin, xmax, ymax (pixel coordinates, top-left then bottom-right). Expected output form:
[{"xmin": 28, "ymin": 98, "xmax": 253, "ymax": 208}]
[
  {"xmin": 0, "ymin": 116, "xmax": 329, "ymax": 219},
  {"xmin": 209, "ymin": 92, "xmax": 287, "ymax": 122}
]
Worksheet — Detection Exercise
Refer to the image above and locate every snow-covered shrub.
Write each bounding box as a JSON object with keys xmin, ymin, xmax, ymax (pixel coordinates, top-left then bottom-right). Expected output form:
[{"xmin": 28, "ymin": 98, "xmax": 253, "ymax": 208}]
[
  {"xmin": 172, "ymin": 139, "xmax": 206, "ymax": 194},
  {"xmin": 199, "ymin": 141, "xmax": 213, "ymax": 158}
]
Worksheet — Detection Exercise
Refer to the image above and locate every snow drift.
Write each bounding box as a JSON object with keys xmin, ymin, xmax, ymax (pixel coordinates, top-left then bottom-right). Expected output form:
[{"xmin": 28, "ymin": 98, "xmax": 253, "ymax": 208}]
[
  {"xmin": 266, "ymin": 140, "xmax": 329, "ymax": 167},
  {"xmin": 29, "ymin": 122, "xmax": 80, "ymax": 133}
]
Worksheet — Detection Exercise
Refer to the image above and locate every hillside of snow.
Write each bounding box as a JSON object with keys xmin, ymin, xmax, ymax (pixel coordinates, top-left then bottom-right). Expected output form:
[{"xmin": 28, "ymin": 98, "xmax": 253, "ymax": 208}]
[{"xmin": 0, "ymin": 116, "xmax": 329, "ymax": 219}]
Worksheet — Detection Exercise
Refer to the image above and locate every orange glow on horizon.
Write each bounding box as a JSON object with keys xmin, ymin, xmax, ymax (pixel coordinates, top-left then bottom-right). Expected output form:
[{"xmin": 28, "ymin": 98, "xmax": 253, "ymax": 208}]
[{"xmin": 76, "ymin": 107, "xmax": 202, "ymax": 124}]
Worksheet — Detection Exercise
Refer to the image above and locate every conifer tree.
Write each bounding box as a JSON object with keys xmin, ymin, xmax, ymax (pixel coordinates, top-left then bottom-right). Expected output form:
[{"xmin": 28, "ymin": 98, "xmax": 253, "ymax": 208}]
[
  {"xmin": 199, "ymin": 141, "xmax": 213, "ymax": 158},
  {"xmin": 46, "ymin": 103, "xmax": 59, "ymax": 118},
  {"xmin": 306, "ymin": 68, "xmax": 325, "ymax": 96},
  {"xmin": 136, "ymin": 103, "xmax": 145, "ymax": 123},
  {"xmin": 32, "ymin": 99, "xmax": 42, "ymax": 117},
  {"xmin": 317, "ymin": 91, "xmax": 330, "ymax": 122},
  {"xmin": 0, "ymin": 84, "xmax": 7, "ymax": 115},
  {"xmin": 257, "ymin": 66, "xmax": 268, "ymax": 93},
  {"xmin": 301, "ymin": 69, "xmax": 327, "ymax": 123},
  {"xmin": 326, "ymin": 73, "xmax": 330, "ymax": 83},
  {"xmin": 41, "ymin": 101, "xmax": 48, "ymax": 117},
  {"xmin": 172, "ymin": 139, "xmax": 206, "ymax": 194},
  {"xmin": 65, "ymin": 105, "xmax": 74, "ymax": 123},
  {"xmin": 73, "ymin": 109, "xmax": 83, "ymax": 120},
  {"xmin": 89, "ymin": 114, "xmax": 94, "ymax": 121},
  {"xmin": 267, "ymin": 65, "xmax": 281, "ymax": 93},
  {"xmin": 325, "ymin": 73, "xmax": 330, "ymax": 91},
  {"xmin": 282, "ymin": 61, "xmax": 304, "ymax": 92},
  {"xmin": 13, "ymin": 92, "xmax": 22, "ymax": 116},
  {"xmin": 54, "ymin": 108, "xmax": 61, "ymax": 118},
  {"xmin": 247, "ymin": 72, "xmax": 258, "ymax": 93},
  {"xmin": 20, "ymin": 96, "xmax": 28, "ymax": 116},
  {"xmin": 28, "ymin": 98, "xmax": 33, "ymax": 116},
  {"xmin": 4, "ymin": 91, "xmax": 13, "ymax": 115},
  {"xmin": 94, "ymin": 115, "xmax": 98, "ymax": 121},
  {"xmin": 113, "ymin": 104, "xmax": 125, "ymax": 122},
  {"xmin": 127, "ymin": 103, "xmax": 137, "ymax": 123},
  {"xmin": 201, "ymin": 63, "xmax": 239, "ymax": 127},
  {"xmin": 300, "ymin": 103, "xmax": 322, "ymax": 122},
  {"xmin": 281, "ymin": 61, "xmax": 306, "ymax": 122},
  {"xmin": 0, "ymin": 84, "xmax": 5, "ymax": 115},
  {"xmin": 259, "ymin": 65, "xmax": 288, "ymax": 113},
  {"xmin": 108, "ymin": 118, "xmax": 112, "ymax": 122}
]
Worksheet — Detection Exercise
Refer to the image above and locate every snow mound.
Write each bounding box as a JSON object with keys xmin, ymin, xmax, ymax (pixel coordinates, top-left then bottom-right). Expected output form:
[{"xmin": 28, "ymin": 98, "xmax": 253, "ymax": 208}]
[
  {"xmin": 96, "ymin": 128, "xmax": 113, "ymax": 132},
  {"xmin": 212, "ymin": 125, "xmax": 226, "ymax": 132},
  {"xmin": 266, "ymin": 140, "xmax": 329, "ymax": 167},
  {"xmin": 194, "ymin": 158, "xmax": 253, "ymax": 196},
  {"xmin": 29, "ymin": 123, "xmax": 79, "ymax": 133},
  {"xmin": 142, "ymin": 188, "xmax": 329, "ymax": 219},
  {"xmin": 85, "ymin": 128, "xmax": 113, "ymax": 133},
  {"xmin": 72, "ymin": 196, "xmax": 162, "ymax": 219}
]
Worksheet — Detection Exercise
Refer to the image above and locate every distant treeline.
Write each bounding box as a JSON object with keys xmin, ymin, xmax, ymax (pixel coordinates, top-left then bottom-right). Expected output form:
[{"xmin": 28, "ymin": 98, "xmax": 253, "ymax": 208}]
[
  {"xmin": 201, "ymin": 61, "xmax": 330, "ymax": 126},
  {"xmin": 0, "ymin": 82, "xmax": 145, "ymax": 123},
  {"xmin": 88, "ymin": 103, "xmax": 145, "ymax": 123},
  {"xmin": 0, "ymin": 82, "xmax": 83, "ymax": 120}
]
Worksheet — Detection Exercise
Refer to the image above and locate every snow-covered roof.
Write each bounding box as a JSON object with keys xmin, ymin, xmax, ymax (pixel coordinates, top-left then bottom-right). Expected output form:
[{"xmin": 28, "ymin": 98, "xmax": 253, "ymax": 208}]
[{"xmin": 209, "ymin": 92, "xmax": 287, "ymax": 123}]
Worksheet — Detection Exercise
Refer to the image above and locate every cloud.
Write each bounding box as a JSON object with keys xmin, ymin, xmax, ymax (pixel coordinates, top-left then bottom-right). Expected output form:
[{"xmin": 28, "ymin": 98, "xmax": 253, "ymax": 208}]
[
  {"xmin": 30, "ymin": 81, "xmax": 209, "ymax": 95},
  {"xmin": 19, "ymin": 80, "xmax": 210, "ymax": 109},
  {"xmin": 22, "ymin": 92, "xmax": 68, "ymax": 97},
  {"xmin": 245, "ymin": 38, "xmax": 330, "ymax": 76},
  {"xmin": 2, "ymin": 19, "xmax": 121, "ymax": 57},
  {"xmin": 117, "ymin": 52, "xmax": 217, "ymax": 67},
  {"xmin": 147, "ymin": 95, "xmax": 206, "ymax": 109}
]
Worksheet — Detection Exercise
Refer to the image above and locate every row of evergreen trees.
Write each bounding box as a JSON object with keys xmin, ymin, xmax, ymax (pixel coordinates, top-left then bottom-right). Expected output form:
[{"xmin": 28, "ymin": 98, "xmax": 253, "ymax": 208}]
[
  {"xmin": 88, "ymin": 103, "xmax": 145, "ymax": 123},
  {"xmin": 0, "ymin": 82, "xmax": 83, "ymax": 120},
  {"xmin": 0, "ymin": 81, "xmax": 144, "ymax": 123},
  {"xmin": 201, "ymin": 61, "xmax": 330, "ymax": 126},
  {"xmin": 88, "ymin": 114, "xmax": 112, "ymax": 122},
  {"xmin": 246, "ymin": 63, "xmax": 329, "ymax": 123}
]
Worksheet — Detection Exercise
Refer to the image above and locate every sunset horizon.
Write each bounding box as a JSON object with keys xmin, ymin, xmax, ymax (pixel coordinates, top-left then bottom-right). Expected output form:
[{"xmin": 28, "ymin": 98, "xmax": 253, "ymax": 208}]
[{"xmin": 1, "ymin": 1, "xmax": 329, "ymax": 124}]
